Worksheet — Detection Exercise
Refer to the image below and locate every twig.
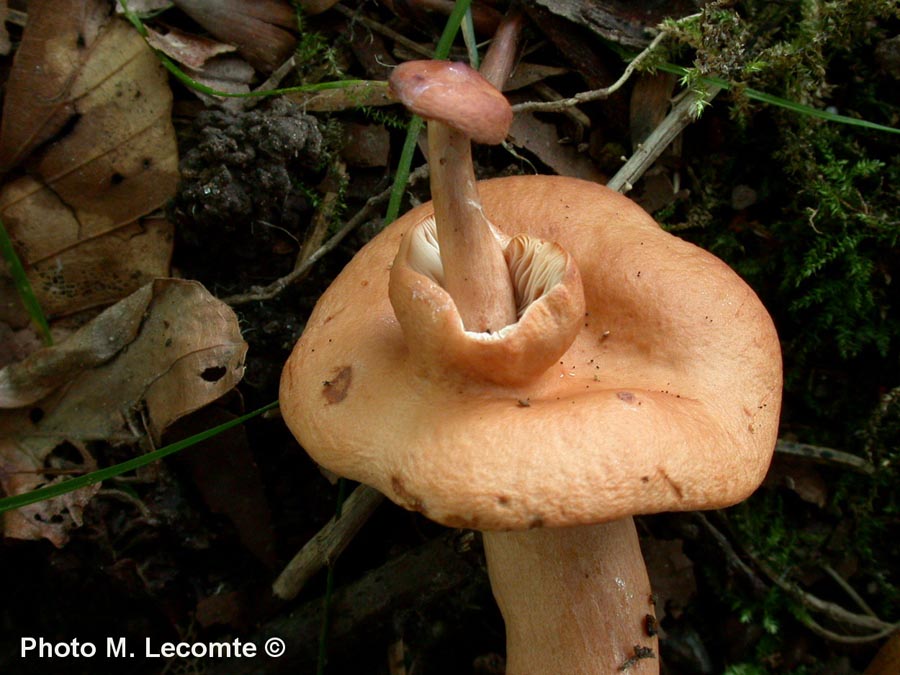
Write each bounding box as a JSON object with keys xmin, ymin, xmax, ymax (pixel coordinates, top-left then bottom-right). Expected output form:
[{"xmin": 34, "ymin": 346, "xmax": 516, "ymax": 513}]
[
  {"xmin": 294, "ymin": 162, "xmax": 348, "ymax": 275},
  {"xmin": 694, "ymin": 513, "xmax": 768, "ymax": 596},
  {"xmin": 295, "ymin": 190, "xmax": 340, "ymax": 272},
  {"xmin": 273, "ymin": 484, "xmax": 385, "ymax": 600},
  {"xmin": 509, "ymin": 27, "xmax": 674, "ymax": 115},
  {"xmin": 387, "ymin": 639, "xmax": 407, "ymax": 675},
  {"xmin": 607, "ymin": 83, "xmax": 722, "ymax": 193},
  {"xmin": 823, "ymin": 564, "xmax": 878, "ymax": 618},
  {"xmin": 794, "ymin": 613, "xmax": 899, "ymax": 645},
  {"xmin": 746, "ymin": 538, "xmax": 899, "ymax": 638},
  {"xmin": 775, "ymin": 439, "xmax": 875, "ymax": 474},
  {"xmin": 4, "ymin": 9, "xmax": 27, "ymax": 27},
  {"xmin": 97, "ymin": 488, "xmax": 157, "ymax": 522},
  {"xmin": 240, "ymin": 55, "xmax": 297, "ymax": 110},
  {"xmin": 530, "ymin": 81, "xmax": 592, "ymax": 131},
  {"xmin": 222, "ymin": 164, "xmax": 429, "ymax": 306},
  {"xmin": 333, "ymin": 3, "xmax": 434, "ymax": 59},
  {"xmin": 699, "ymin": 514, "xmax": 899, "ymax": 644}
]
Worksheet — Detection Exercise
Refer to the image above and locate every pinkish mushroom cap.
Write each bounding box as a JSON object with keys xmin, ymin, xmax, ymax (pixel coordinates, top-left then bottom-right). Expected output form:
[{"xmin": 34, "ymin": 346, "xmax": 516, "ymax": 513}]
[{"xmin": 389, "ymin": 60, "xmax": 513, "ymax": 145}]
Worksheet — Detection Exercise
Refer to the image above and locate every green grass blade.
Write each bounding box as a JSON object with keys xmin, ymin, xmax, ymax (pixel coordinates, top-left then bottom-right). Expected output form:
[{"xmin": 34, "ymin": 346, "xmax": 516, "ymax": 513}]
[
  {"xmin": 655, "ymin": 62, "xmax": 900, "ymax": 135},
  {"xmin": 461, "ymin": 8, "xmax": 480, "ymax": 70},
  {"xmin": 159, "ymin": 52, "xmax": 385, "ymax": 99},
  {"xmin": 0, "ymin": 216, "xmax": 52, "ymax": 346},
  {"xmin": 118, "ymin": 0, "xmax": 385, "ymax": 100},
  {"xmin": 0, "ymin": 400, "xmax": 279, "ymax": 514},
  {"xmin": 434, "ymin": 0, "xmax": 474, "ymax": 59},
  {"xmin": 384, "ymin": 116, "xmax": 424, "ymax": 226},
  {"xmin": 315, "ymin": 477, "xmax": 349, "ymax": 675},
  {"xmin": 384, "ymin": 0, "xmax": 474, "ymax": 226}
]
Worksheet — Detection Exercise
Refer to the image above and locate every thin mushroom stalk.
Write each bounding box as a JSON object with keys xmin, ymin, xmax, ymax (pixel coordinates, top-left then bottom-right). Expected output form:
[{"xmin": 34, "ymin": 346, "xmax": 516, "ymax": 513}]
[
  {"xmin": 390, "ymin": 61, "xmax": 517, "ymax": 333},
  {"xmin": 427, "ymin": 121, "xmax": 516, "ymax": 332}
]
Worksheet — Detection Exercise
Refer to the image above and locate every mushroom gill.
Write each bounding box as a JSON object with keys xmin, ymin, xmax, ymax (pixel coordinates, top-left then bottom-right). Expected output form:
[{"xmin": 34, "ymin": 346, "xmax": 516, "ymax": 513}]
[
  {"xmin": 505, "ymin": 234, "xmax": 570, "ymax": 318},
  {"xmin": 403, "ymin": 216, "xmax": 576, "ymax": 328},
  {"xmin": 391, "ymin": 214, "xmax": 585, "ymax": 385}
]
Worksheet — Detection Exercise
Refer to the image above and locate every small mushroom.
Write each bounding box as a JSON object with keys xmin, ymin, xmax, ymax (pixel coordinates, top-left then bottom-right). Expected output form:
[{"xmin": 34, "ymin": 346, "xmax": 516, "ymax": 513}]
[
  {"xmin": 389, "ymin": 60, "xmax": 518, "ymax": 334},
  {"xmin": 280, "ymin": 61, "xmax": 782, "ymax": 674}
]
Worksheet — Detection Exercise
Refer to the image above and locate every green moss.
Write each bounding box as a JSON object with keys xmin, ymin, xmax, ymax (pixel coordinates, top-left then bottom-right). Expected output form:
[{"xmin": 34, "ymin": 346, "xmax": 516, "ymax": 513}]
[{"xmin": 653, "ymin": 4, "xmax": 900, "ymax": 667}]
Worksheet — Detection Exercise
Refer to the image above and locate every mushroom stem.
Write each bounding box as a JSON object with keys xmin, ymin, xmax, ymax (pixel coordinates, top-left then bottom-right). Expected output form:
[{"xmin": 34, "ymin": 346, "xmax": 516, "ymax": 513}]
[
  {"xmin": 483, "ymin": 518, "xmax": 659, "ymax": 675},
  {"xmin": 479, "ymin": 8, "xmax": 525, "ymax": 90},
  {"xmin": 427, "ymin": 121, "xmax": 518, "ymax": 333}
]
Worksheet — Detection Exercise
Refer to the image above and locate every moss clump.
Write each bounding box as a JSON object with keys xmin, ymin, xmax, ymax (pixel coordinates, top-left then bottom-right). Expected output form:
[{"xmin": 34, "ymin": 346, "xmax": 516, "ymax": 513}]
[{"xmin": 650, "ymin": 4, "xmax": 900, "ymax": 669}]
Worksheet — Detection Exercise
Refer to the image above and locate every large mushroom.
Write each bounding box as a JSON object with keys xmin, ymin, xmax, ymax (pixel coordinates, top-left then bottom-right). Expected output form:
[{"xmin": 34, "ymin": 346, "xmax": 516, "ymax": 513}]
[{"xmin": 280, "ymin": 60, "xmax": 782, "ymax": 673}]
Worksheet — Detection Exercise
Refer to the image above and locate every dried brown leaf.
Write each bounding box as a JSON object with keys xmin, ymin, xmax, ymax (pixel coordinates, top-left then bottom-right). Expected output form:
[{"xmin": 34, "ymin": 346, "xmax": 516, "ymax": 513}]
[
  {"xmin": 184, "ymin": 56, "xmax": 255, "ymax": 109},
  {"xmin": 508, "ymin": 111, "xmax": 606, "ymax": 183},
  {"xmin": 0, "ymin": 279, "xmax": 248, "ymax": 546},
  {"xmin": 504, "ymin": 63, "xmax": 569, "ymax": 92},
  {"xmin": 0, "ymin": 0, "xmax": 111, "ymax": 172},
  {"xmin": 340, "ymin": 123, "xmax": 391, "ymax": 168},
  {"xmin": 763, "ymin": 456, "xmax": 829, "ymax": 508},
  {"xmin": 0, "ymin": 281, "xmax": 151, "ymax": 407},
  {"xmin": 145, "ymin": 24, "xmax": 237, "ymax": 70},
  {"xmin": 169, "ymin": 407, "xmax": 276, "ymax": 568},
  {"xmin": 866, "ymin": 630, "xmax": 900, "ymax": 675},
  {"xmin": 0, "ymin": 7, "xmax": 178, "ymax": 318},
  {"xmin": 0, "ymin": 432, "xmax": 100, "ymax": 546},
  {"xmin": 173, "ymin": 0, "xmax": 297, "ymax": 73},
  {"xmin": 0, "ymin": 323, "xmax": 44, "ymax": 369},
  {"xmin": 32, "ymin": 217, "xmax": 173, "ymax": 318},
  {"xmin": 643, "ymin": 537, "xmax": 696, "ymax": 624}
]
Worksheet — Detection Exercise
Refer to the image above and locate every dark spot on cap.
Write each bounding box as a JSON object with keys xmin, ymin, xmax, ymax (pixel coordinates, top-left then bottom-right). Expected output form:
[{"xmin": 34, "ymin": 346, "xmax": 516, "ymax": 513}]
[
  {"xmin": 322, "ymin": 365, "xmax": 352, "ymax": 404},
  {"xmin": 110, "ymin": 172, "xmax": 125, "ymax": 186},
  {"xmin": 497, "ymin": 495, "xmax": 510, "ymax": 506},
  {"xmin": 528, "ymin": 516, "xmax": 544, "ymax": 529},
  {"xmin": 658, "ymin": 469, "xmax": 684, "ymax": 499},
  {"xmin": 391, "ymin": 475, "xmax": 426, "ymax": 513},
  {"xmin": 200, "ymin": 366, "xmax": 227, "ymax": 382}
]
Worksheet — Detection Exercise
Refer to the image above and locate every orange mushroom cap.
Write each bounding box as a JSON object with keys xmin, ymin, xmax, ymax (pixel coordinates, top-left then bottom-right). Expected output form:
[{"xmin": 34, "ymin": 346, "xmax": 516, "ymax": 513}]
[{"xmin": 280, "ymin": 176, "xmax": 782, "ymax": 531}]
